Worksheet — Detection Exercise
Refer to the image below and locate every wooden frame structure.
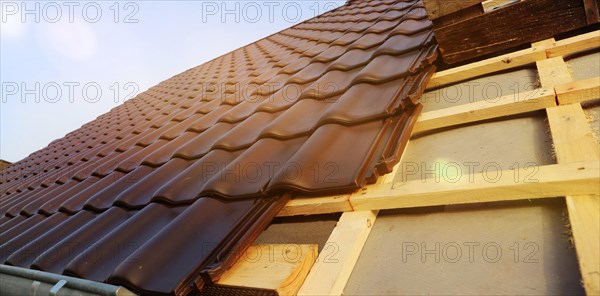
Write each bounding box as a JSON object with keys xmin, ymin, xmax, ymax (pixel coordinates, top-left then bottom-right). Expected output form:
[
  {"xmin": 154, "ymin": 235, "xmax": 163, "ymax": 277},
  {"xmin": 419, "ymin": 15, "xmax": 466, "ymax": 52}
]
[
  {"xmin": 287, "ymin": 30, "xmax": 600, "ymax": 295},
  {"xmin": 280, "ymin": 30, "xmax": 600, "ymax": 217},
  {"xmin": 221, "ymin": 30, "xmax": 600, "ymax": 295}
]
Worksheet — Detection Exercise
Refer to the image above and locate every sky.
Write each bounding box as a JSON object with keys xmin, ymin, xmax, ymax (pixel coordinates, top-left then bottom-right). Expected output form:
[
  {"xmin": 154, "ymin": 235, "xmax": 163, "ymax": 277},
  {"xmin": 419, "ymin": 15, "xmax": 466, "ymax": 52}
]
[{"xmin": 0, "ymin": 0, "xmax": 344, "ymax": 163}]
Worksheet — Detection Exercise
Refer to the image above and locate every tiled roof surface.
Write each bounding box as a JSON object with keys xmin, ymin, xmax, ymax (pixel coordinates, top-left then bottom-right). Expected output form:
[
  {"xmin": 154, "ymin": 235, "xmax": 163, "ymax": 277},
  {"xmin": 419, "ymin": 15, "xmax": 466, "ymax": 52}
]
[{"xmin": 0, "ymin": 0, "xmax": 437, "ymax": 294}]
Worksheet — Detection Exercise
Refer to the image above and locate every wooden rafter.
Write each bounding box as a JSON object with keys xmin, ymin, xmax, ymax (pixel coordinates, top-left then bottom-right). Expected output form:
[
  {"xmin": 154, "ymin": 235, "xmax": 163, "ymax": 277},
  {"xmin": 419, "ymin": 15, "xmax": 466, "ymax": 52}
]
[
  {"xmin": 297, "ymin": 159, "xmax": 401, "ymax": 295},
  {"xmin": 297, "ymin": 210, "xmax": 377, "ymax": 296},
  {"xmin": 536, "ymin": 39, "xmax": 600, "ymax": 296}
]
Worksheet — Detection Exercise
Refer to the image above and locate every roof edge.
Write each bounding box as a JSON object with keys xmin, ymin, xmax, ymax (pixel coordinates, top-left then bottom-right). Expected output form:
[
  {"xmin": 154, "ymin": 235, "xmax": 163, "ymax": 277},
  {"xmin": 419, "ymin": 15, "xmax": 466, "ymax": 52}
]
[{"xmin": 0, "ymin": 264, "xmax": 137, "ymax": 296}]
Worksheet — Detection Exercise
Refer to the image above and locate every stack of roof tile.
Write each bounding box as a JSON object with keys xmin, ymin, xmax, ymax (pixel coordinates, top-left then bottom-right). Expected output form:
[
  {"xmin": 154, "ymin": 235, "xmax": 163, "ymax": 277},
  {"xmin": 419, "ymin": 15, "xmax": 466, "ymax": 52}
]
[{"xmin": 0, "ymin": 0, "xmax": 437, "ymax": 294}]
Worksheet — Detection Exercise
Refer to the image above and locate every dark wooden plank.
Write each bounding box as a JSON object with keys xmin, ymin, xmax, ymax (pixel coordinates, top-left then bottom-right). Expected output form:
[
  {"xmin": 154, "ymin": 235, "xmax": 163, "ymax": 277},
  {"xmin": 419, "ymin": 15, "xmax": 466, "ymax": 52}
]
[
  {"xmin": 583, "ymin": 0, "xmax": 600, "ymax": 24},
  {"xmin": 434, "ymin": 0, "xmax": 590, "ymax": 64}
]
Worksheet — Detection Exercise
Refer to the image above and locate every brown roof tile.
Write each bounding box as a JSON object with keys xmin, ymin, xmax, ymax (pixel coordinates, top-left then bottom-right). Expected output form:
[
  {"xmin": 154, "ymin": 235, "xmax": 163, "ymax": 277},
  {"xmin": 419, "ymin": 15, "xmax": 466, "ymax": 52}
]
[{"xmin": 0, "ymin": 0, "xmax": 438, "ymax": 294}]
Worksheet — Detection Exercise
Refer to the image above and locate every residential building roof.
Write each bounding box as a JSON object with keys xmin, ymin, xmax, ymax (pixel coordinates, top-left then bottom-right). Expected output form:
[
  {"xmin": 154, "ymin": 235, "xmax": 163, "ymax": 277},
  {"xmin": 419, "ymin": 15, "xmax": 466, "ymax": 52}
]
[{"xmin": 0, "ymin": 0, "xmax": 437, "ymax": 294}]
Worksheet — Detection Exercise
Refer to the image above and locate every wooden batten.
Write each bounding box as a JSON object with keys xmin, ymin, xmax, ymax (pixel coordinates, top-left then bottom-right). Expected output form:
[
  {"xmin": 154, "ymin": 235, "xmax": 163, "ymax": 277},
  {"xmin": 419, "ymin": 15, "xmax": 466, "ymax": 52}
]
[
  {"xmin": 555, "ymin": 77, "xmax": 600, "ymax": 105},
  {"xmin": 414, "ymin": 88, "xmax": 556, "ymax": 133},
  {"xmin": 280, "ymin": 161, "xmax": 600, "ymax": 216},
  {"xmin": 428, "ymin": 30, "xmax": 599, "ymax": 89}
]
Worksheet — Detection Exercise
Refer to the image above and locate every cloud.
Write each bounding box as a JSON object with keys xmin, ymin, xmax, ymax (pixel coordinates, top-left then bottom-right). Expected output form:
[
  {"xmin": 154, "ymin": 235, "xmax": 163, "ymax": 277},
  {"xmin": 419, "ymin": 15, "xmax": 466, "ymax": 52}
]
[
  {"xmin": 38, "ymin": 20, "xmax": 98, "ymax": 61},
  {"xmin": 0, "ymin": 14, "xmax": 27, "ymax": 39}
]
